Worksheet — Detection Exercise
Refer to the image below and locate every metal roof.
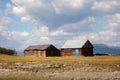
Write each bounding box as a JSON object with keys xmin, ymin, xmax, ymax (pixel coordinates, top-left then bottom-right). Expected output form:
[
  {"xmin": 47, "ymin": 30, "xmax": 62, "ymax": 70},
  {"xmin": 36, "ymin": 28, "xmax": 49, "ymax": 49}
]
[
  {"xmin": 61, "ymin": 40, "xmax": 88, "ymax": 48},
  {"xmin": 25, "ymin": 44, "xmax": 51, "ymax": 50}
]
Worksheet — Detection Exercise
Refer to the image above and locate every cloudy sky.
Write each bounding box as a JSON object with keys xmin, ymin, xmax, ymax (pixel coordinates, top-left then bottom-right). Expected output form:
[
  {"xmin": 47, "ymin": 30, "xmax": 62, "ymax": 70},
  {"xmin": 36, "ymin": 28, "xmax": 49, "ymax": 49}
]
[{"xmin": 0, "ymin": 0, "xmax": 120, "ymax": 50}]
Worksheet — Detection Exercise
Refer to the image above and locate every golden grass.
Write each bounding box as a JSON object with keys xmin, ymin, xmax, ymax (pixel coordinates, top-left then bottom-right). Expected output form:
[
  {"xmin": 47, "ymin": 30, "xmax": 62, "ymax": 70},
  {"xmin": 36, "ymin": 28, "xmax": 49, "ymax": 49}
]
[{"xmin": 0, "ymin": 55, "xmax": 120, "ymax": 64}]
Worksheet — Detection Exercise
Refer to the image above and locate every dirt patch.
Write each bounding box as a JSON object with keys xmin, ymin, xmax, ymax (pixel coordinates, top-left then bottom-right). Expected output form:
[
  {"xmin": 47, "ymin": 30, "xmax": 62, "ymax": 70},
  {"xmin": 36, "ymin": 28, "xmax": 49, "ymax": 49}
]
[{"xmin": 0, "ymin": 61, "xmax": 120, "ymax": 80}]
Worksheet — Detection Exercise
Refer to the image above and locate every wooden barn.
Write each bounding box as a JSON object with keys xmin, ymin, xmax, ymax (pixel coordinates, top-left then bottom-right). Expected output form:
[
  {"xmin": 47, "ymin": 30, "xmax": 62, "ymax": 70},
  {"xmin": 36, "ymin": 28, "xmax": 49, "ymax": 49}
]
[
  {"xmin": 61, "ymin": 40, "xmax": 94, "ymax": 56},
  {"xmin": 24, "ymin": 44, "xmax": 60, "ymax": 57}
]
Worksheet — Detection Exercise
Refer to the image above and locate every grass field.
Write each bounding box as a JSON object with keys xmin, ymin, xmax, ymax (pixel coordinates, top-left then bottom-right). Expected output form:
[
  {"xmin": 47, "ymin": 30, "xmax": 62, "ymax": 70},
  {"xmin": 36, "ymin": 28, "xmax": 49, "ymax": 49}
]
[
  {"xmin": 0, "ymin": 54, "xmax": 120, "ymax": 64},
  {"xmin": 0, "ymin": 55, "xmax": 120, "ymax": 80}
]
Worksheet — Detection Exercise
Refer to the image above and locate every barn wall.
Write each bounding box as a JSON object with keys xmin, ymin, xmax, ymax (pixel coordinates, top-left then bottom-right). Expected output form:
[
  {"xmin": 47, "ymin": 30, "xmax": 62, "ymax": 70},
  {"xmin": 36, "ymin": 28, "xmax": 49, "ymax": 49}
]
[
  {"xmin": 81, "ymin": 48, "xmax": 94, "ymax": 56},
  {"xmin": 24, "ymin": 50, "xmax": 46, "ymax": 57},
  {"xmin": 24, "ymin": 49, "xmax": 59, "ymax": 57},
  {"xmin": 24, "ymin": 50, "xmax": 38, "ymax": 57},
  {"xmin": 46, "ymin": 45, "xmax": 60, "ymax": 56},
  {"xmin": 61, "ymin": 48, "xmax": 93, "ymax": 56},
  {"xmin": 61, "ymin": 48, "xmax": 71, "ymax": 56},
  {"xmin": 34, "ymin": 50, "xmax": 46, "ymax": 57},
  {"xmin": 46, "ymin": 50, "xmax": 60, "ymax": 56},
  {"xmin": 38, "ymin": 50, "xmax": 40, "ymax": 56},
  {"xmin": 61, "ymin": 48, "xmax": 81, "ymax": 56},
  {"xmin": 79, "ymin": 49, "xmax": 82, "ymax": 55},
  {"xmin": 39, "ymin": 50, "xmax": 46, "ymax": 57},
  {"xmin": 24, "ymin": 51, "xmax": 28, "ymax": 56}
]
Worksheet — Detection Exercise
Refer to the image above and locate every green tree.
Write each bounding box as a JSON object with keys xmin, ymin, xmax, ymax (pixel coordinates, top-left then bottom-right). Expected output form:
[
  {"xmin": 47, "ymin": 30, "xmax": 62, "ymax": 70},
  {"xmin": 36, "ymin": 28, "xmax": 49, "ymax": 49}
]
[{"xmin": 0, "ymin": 47, "xmax": 17, "ymax": 55}]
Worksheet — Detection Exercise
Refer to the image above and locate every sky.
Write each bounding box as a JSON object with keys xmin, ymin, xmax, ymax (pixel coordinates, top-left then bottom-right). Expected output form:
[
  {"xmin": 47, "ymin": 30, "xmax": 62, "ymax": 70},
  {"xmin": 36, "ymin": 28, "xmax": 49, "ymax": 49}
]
[{"xmin": 0, "ymin": 0, "xmax": 120, "ymax": 50}]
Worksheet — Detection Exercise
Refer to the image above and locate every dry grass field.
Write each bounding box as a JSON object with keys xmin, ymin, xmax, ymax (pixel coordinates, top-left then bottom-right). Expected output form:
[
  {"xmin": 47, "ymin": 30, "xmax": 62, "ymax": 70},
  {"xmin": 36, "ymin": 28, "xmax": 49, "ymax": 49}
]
[
  {"xmin": 0, "ymin": 55, "xmax": 120, "ymax": 80},
  {"xmin": 0, "ymin": 55, "xmax": 120, "ymax": 63}
]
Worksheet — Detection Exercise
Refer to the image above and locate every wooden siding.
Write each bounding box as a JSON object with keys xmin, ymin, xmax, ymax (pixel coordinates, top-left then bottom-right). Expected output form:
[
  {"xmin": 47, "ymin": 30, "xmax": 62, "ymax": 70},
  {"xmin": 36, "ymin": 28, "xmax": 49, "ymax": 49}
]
[
  {"xmin": 46, "ymin": 50, "xmax": 60, "ymax": 56},
  {"xmin": 61, "ymin": 48, "xmax": 93, "ymax": 56},
  {"xmin": 61, "ymin": 48, "xmax": 83, "ymax": 56},
  {"xmin": 46, "ymin": 45, "xmax": 60, "ymax": 56},
  {"xmin": 82, "ymin": 48, "xmax": 94, "ymax": 56},
  {"xmin": 24, "ymin": 50, "xmax": 46, "ymax": 57}
]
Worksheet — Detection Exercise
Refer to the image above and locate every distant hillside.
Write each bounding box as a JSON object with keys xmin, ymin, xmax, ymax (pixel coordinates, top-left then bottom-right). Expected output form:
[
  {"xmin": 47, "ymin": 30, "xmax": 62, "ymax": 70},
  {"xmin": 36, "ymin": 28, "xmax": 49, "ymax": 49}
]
[{"xmin": 94, "ymin": 44, "xmax": 120, "ymax": 55}]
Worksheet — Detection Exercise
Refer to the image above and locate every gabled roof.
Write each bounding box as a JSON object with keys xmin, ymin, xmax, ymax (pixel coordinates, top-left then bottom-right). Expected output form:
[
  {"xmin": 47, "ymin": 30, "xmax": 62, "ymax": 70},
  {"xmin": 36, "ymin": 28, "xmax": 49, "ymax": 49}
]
[
  {"xmin": 25, "ymin": 44, "xmax": 51, "ymax": 50},
  {"xmin": 61, "ymin": 40, "xmax": 90, "ymax": 48}
]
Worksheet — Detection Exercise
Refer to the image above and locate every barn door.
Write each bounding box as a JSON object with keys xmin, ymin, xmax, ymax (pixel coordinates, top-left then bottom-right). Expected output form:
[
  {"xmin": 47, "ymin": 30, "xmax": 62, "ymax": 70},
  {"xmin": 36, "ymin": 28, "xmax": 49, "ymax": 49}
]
[{"xmin": 75, "ymin": 49, "xmax": 79, "ymax": 57}]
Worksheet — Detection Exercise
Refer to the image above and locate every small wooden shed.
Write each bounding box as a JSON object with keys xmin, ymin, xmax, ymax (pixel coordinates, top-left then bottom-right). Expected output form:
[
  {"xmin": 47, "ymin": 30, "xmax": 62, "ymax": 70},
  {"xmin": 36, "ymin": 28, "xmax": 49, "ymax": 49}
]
[
  {"xmin": 24, "ymin": 44, "xmax": 60, "ymax": 57},
  {"xmin": 61, "ymin": 40, "xmax": 94, "ymax": 56}
]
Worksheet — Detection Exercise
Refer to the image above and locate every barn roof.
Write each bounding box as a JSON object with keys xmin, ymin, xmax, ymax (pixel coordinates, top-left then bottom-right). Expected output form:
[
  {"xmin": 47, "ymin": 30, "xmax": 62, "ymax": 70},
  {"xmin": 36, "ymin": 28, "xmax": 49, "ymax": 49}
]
[
  {"xmin": 61, "ymin": 40, "xmax": 89, "ymax": 48},
  {"xmin": 25, "ymin": 44, "xmax": 51, "ymax": 50}
]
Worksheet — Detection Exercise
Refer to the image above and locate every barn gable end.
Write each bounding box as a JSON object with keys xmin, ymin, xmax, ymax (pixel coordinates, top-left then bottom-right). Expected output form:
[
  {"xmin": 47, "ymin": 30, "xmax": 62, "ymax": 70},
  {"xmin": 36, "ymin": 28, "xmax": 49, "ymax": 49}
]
[
  {"xmin": 82, "ymin": 40, "xmax": 94, "ymax": 48},
  {"xmin": 61, "ymin": 40, "xmax": 94, "ymax": 56}
]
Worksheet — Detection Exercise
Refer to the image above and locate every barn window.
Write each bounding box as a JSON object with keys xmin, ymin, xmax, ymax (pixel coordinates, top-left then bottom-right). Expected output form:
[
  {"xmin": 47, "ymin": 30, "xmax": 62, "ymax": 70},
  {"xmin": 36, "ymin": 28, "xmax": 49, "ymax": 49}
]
[{"xmin": 64, "ymin": 48, "xmax": 72, "ymax": 53}]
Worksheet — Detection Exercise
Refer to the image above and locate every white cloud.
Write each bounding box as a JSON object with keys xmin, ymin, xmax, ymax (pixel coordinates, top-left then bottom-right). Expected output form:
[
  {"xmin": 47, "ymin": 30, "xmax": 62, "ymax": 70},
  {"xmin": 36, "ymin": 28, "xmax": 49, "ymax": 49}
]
[
  {"xmin": 73, "ymin": 13, "xmax": 120, "ymax": 46},
  {"xmin": 0, "ymin": 27, "xmax": 30, "ymax": 49},
  {"xmin": 11, "ymin": 0, "xmax": 48, "ymax": 23},
  {"xmin": 21, "ymin": 16, "xmax": 30, "ymax": 22},
  {"xmin": 38, "ymin": 26, "xmax": 49, "ymax": 33},
  {"xmin": 52, "ymin": 0, "xmax": 85, "ymax": 15},
  {"xmin": 92, "ymin": 0, "xmax": 120, "ymax": 13},
  {"xmin": 12, "ymin": 6, "xmax": 27, "ymax": 16},
  {"xmin": 12, "ymin": 6, "xmax": 31, "ymax": 22},
  {"xmin": 12, "ymin": 0, "xmax": 45, "ymax": 9},
  {"xmin": 104, "ymin": 13, "xmax": 120, "ymax": 32},
  {"xmin": 40, "ymin": 36, "xmax": 49, "ymax": 40},
  {"xmin": 58, "ymin": 17, "xmax": 95, "ymax": 33},
  {"xmin": 0, "ymin": 16, "xmax": 12, "ymax": 26},
  {"xmin": 1, "ymin": 0, "xmax": 120, "ymax": 51},
  {"xmin": 103, "ymin": 13, "xmax": 120, "ymax": 45},
  {"xmin": 50, "ymin": 30, "xmax": 71, "ymax": 36},
  {"xmin": 0, "ymin": 15, "xmax": 30, "ymax": 49},
  {"xmin": 5, "ymin": 3, "xmax": 13, "ymax": 14},
  {"xmin": 21, "ymin": 32, "xmax": 29, "ymax": 36},
  {"xmin": 10, "ymin": 0, "xmax": 93, "ymax": 28},
  {"xmin": 22, "ymin": 25, "xmax": 50, "ymax": 47},
  {"xmin": 105, "ymin": 13, "xmax": 120, "ymax": 23},
  {"xmin": 11, "ymin": 31, "xmax": 29, "ymax": 39}
]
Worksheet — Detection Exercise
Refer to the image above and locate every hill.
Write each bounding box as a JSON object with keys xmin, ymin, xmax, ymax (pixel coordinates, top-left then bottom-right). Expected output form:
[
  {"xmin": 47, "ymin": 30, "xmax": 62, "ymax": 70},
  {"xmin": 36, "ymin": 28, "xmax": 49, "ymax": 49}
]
[{"xmin": 94, "ymin": 44, "xmax": 120, "ymax": 55}]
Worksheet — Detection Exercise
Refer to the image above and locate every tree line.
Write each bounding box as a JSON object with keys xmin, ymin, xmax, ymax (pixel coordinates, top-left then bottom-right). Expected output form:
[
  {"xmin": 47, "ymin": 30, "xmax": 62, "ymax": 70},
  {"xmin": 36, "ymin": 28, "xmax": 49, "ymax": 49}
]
[{"xmin": 0, "ymin": 47, "xmax": 17, "ymax": 55}]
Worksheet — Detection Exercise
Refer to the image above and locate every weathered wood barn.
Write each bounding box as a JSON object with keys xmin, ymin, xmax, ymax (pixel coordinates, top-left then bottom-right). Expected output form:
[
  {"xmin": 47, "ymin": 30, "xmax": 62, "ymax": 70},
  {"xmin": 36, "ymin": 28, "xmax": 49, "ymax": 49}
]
[
  {"xmin": 61, "ymin": 40, "xmax": 94, "ymax": 56},
  {"xmin": 24, "ymin": 44, "xmax": 60, "ymax": 57}
]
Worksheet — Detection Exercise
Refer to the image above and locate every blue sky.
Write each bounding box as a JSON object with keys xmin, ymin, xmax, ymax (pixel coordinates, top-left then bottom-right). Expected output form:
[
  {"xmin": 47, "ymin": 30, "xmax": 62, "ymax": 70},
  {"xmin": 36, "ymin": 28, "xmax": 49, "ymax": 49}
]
[{"xmin": 0, "ymin": 0, "xmax": 120, "ymax": 50}]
